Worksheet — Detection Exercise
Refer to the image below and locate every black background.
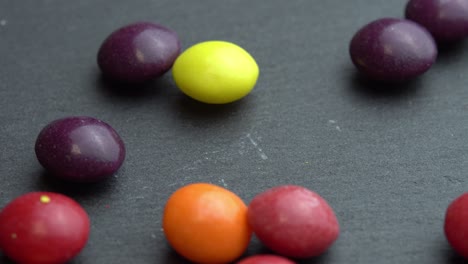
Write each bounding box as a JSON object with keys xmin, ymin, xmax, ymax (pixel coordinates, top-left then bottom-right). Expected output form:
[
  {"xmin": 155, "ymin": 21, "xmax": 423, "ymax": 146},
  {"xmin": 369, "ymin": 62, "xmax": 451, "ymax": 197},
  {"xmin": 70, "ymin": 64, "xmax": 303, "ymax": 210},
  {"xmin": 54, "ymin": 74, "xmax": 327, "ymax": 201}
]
[{"xmin": 1, "ymin": 0, "xmax": 468, "ymax": 263}]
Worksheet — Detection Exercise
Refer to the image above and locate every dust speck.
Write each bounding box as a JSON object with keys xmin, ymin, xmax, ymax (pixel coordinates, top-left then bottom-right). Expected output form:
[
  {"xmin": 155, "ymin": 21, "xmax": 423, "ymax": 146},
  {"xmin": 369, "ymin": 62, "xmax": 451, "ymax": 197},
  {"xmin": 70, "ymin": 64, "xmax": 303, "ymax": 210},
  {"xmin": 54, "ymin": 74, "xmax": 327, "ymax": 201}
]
[{"xmin": 220, "ymin": 178, "xmax": 228, "ymax": 188}]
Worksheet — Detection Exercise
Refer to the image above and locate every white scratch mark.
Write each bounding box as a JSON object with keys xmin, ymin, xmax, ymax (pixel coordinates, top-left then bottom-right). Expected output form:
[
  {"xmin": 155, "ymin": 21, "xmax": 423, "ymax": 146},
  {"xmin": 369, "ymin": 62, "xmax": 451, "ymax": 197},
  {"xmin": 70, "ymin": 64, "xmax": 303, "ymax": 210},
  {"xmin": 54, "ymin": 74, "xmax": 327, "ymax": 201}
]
[
  {"xmin": 328, "ymin": 120, "xmax": 341, "ymax": 132},
  {"xmin": 246, "ymin": 133, "xmax": 258, "ymax": 147},
  {"xmin": 151, "ymin": 234, "xmax": 156, "ymax": 239},
  {"xmin": 177, "ymin": 159, "xmax": 203, "ymax": 171},
  {"xmin": 0, "ymin": 20, "xmax": 6, "ymax": 26},
  {"xmin": 246, "ymin": 133, "xmax": 268, "ymax": 160},
  {"xmin": 204, "ymin": 150, "xmax": 220, "ymax": 155},
  {"xmin": 220, "ymin": 179, "xmax": 228, "ymax": 188},
  {"xmin": 258, "ymin": 151, "xmax": 268, "ymax": 160},
  {"xmin": 238, "ymin": 141, "xmax": 246, "ymax": 155}
]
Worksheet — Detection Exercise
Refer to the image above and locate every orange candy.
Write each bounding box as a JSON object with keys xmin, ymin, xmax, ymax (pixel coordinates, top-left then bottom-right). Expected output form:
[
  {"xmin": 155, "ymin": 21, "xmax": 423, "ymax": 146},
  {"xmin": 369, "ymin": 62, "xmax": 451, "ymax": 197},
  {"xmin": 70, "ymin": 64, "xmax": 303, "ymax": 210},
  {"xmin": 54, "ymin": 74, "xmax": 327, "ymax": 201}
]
[{"xmin": 162, "ymin": 183, "xmax": 252, "ymax": 263}]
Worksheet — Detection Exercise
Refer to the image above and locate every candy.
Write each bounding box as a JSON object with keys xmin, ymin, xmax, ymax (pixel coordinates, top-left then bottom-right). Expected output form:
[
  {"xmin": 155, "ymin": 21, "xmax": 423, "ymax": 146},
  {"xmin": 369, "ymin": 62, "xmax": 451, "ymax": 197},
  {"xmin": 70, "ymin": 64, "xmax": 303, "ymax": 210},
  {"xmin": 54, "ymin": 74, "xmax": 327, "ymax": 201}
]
[
  {"xmin": 445, "ymin": 193, "xmax": 468, "ymax": 259},
  {"xmin": 349, "ymin": 18, "xmax": 437, "ymax": 81},
  {"xmin": 97, "ymin": 22, "xmax": 181, "ymax": 83},
  {"xmin": 162, "ymin": 183, "xmax": 252, "ymax": 263},
  {"xmin": 35, "ymin": 116, "xmax": 125, "ymax": 182},
  {"xmin": 406, "ymin": 0, "xmax": 468, "ymax": 42},
  {"xmin": 247, "ymin": 185, "xmax": 339, "ymax": 258},
  {"xmin": 172, "ymin": 41, "xmax": 259, "ymax": 104},
  {"xmin": 0, "ymin": 192, "xmax": 90, "ymax": 264},
  {"xmin": 236, "ymin": 254, "xmax": 295, "ymax": 264}
]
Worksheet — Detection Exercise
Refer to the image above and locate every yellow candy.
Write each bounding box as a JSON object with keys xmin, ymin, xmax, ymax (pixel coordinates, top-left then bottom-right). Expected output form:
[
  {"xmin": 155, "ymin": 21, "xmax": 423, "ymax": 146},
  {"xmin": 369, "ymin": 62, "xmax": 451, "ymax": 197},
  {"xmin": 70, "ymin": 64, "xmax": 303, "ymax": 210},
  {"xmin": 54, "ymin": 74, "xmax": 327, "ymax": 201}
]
[{"xmin": 172, "ymin": 41, "xmax": 259, "ymax": 104}]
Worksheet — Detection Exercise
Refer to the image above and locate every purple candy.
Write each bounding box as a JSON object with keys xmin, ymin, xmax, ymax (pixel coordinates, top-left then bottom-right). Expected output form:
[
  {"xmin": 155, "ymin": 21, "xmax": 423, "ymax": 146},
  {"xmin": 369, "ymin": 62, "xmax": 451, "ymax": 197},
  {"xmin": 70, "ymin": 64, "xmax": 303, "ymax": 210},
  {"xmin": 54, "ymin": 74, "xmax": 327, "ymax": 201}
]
[
  {"xmin": 97, "ymin": 22, "xmax": 181, "ymax": 83},
  {"xmin": 349, "ymin": 18, "xmax": 437, "ymax": 81},
  {"xmin": 35, "ymin": 116, "xmax": 125, "ymax": 182},
  {"xmin": 406, "ymin": 0, "xmax": 468, "ymax": 43}
]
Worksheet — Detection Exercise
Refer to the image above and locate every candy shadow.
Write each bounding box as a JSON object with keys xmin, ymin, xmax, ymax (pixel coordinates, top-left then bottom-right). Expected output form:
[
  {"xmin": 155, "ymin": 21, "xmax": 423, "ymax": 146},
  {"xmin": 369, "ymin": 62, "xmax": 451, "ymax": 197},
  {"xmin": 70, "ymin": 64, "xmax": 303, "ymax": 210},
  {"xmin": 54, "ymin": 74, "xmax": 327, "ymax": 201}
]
[
  {"xmin": 445, "ymin": 253, "xmax": 467, "ymax": 264},
  {"xmin": 295, "ymin": 253, "xmax": 330, "ymax": 264},
  {"xmin": 94, "ymin": 71, "xmax": 174, "ymax": 100},
  {"xmin": 431, "ymin": 239, "xmax": 468, "ymax": 264},
  {"xmin": 0, "ymin": 253, "xmax": 84, "ymax": 264},
  {"xmin": 65, "ymin": 256, "xmax": 84, "ymax": 264},
  {"xmin": 349, "ymin": 72, "xmax": 422, "ymax": 100},
  {"xmin": 0, "ymin": 254, "xmax": 14, "ymax": 264},
  {"xmin": 436, "ymin": 40, "xmax": 468, "ymax": 65},
  {"xmin": 161, "ymin": 248, "xmax": 191, "ymax": 264},
  {"xmin": 443, "ymin": 247, "xmax": 468, "ymax": 264},
  {"xmin": 241, "ymin": 237, "xmax": 330, "ymax": 263},
  {"xmin": 170, "ymin": 94, "xmax": 251, "ymax": 123},
  {"xmin": 33, "ymin": 170, "xmax": 116, "ymax": 200},
  {"xmin": 240, "ymin": 236, "xmax": 274, "ymax": 257}
]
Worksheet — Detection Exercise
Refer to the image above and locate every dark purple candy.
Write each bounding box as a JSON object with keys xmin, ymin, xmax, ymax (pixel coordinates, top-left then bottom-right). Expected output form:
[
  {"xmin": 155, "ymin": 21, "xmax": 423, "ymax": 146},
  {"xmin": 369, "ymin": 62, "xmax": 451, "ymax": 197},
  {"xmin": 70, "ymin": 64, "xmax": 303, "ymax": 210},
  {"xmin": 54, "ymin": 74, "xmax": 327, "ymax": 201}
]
[
  {"xmin": 35, "ymin": 116, "xmax": 125, "ymax": 182},
  {"xmin": 406, "ymin": 0, "xmax": 468, "ymax": 43},
  {"xmin": 97, "ymin": 22, "xmax": 181, "ymax": 83},
  {"xmin": 349, "ymin": 18, "xmax": 437, "ymax": 81}
]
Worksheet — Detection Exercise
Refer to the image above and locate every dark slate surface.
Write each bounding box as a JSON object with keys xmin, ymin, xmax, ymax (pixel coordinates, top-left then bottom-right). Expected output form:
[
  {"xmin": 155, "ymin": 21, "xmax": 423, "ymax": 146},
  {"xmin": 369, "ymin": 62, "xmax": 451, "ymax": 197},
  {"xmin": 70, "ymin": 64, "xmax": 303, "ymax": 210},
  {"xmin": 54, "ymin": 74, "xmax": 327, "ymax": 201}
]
[{"xmin": 1, "ymin": 0, "xmax": 468, "ymax": 263}]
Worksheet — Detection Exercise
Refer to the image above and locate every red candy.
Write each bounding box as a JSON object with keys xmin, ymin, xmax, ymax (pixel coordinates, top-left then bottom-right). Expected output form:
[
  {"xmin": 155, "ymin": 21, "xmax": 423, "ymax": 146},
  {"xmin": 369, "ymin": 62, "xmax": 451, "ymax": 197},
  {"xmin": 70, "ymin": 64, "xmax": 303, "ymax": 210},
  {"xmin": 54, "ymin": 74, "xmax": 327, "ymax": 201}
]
[
  {"xmin": 0, "ymin": 192, "xmax": 90, "ymax": 264},
  {"xmin": 445, "ymin": 193, "xmax": 468, "ymax": 259},
  {"xmin": 247, "ymin": 185, "xmax": 339, "ymax": 258},
  {"xmin": 237, "ymin": 254, "xmax": 295, "ymax": 264}
]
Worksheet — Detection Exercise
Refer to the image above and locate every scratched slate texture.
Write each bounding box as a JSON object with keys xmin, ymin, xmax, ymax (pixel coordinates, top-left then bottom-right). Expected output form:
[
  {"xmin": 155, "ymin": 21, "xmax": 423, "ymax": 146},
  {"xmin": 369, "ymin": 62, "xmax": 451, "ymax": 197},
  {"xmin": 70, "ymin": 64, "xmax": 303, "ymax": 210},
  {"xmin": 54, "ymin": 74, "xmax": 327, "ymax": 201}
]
[{"xmin": 1, "ymin": 0, "xmax": 468, "ymax": 263}]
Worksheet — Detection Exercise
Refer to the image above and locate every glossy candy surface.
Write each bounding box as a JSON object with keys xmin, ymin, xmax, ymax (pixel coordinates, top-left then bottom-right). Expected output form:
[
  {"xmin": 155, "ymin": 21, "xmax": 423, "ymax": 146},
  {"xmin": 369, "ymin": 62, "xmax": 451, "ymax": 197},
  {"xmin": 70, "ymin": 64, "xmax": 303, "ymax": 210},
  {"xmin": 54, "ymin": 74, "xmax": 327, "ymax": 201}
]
[
  {"xmin": 35, "ymin": 116, "xmax": 125, "ymax": 182},
  {"xmin": 236, "ymin": 255, "xmax": 296, "ymax": 264},
  {"xmin": 163, "ymin": 183, "xmax": 252, "ymax": 263},
  {"xmin": 98, "ymin": 22, "xmax": 181, "ymax": 83},
  {"xmin": 445, "ymin": 193, "xmax": 468, "ymax": 259},
  {"xmin": 248, "ymin": 185, "xmax": 339, "ymax": 258},
  {"xmin": 0, "ymin": 192, "xmax": 90, "ymax": 264},
  {"xmin": 406, "ymin": 0, "xmax": 468, "ymax": 42},
  {"xmin": 172, "ymin": 41, "xmax": 259, "ymax": 104},
  {"xmin": 349, "ymin": 18, "xmax": 437, "ymax": 81}
]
